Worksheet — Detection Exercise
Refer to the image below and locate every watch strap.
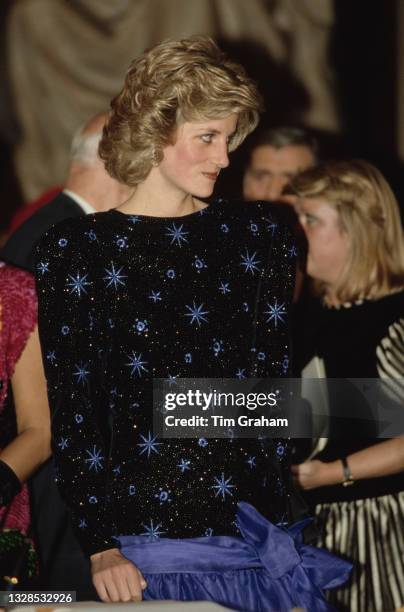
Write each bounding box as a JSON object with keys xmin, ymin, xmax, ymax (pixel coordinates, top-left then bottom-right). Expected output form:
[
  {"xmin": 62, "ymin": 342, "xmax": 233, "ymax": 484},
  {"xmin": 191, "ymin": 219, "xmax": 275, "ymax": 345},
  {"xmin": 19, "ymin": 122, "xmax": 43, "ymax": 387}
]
[{"xmin": 341, "ymin": 456, "xmax": 354, "ymax": 487}]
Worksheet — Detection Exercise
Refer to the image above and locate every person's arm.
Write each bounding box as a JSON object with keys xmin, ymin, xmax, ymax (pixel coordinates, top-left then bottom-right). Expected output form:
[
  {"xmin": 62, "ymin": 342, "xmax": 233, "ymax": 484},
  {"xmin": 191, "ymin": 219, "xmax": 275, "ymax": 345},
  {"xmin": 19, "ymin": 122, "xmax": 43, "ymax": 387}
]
[
  {"xmin": 90, "ymin": 549, "xmax": 147, "ymax": 602},
  {"xmin": 291, "ymin": 437, "xmax": 404, "ymax": 490},
  {"xmin": 35, "ymin": 220, "xmax": 146, "ymax": 602},
  {"xmin": 0, "ymin": 326, "xmax": 51, "ymax": 482}
]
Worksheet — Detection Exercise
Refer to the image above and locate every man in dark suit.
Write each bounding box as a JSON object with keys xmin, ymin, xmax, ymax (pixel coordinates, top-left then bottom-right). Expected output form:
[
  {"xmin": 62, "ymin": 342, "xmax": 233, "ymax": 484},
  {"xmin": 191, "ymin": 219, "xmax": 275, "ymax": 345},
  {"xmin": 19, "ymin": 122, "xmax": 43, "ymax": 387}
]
[
  {"xmin": 2, "ymin": 112, "xmax": 130, "ymax": 272},
  {"xmin": 1, "ymin": 112, "xmax": 130, "ymax": 597}
]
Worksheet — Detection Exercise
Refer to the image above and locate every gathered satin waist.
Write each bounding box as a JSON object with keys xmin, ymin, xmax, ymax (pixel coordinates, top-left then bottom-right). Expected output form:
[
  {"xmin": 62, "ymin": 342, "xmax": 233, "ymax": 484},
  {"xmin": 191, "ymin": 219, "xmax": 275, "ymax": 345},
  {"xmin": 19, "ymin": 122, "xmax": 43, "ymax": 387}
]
[{"xmin": 119, "ymin": 501, "xmax": 351, "ymax": 589}]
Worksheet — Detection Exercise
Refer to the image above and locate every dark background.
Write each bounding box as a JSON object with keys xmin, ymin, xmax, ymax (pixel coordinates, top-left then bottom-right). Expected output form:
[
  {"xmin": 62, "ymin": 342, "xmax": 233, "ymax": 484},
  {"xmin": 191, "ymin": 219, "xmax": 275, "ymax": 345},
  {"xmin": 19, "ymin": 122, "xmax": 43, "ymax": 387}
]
[{"xmin": 1, "ymin": 0, "xmax": 402, "ymax": 233}]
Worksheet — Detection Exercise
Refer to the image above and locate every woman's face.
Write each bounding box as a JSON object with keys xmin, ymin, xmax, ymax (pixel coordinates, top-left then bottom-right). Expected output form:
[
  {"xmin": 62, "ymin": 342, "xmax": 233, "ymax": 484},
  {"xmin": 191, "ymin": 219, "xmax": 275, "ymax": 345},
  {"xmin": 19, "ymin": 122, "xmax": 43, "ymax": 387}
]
[
  {"xmin": 156, "ymin": 114, "xmax": 238, "ymax": 198},
  {"xmin": 297, "ymin": 198, "xmax": 350, "ymax": 289}
]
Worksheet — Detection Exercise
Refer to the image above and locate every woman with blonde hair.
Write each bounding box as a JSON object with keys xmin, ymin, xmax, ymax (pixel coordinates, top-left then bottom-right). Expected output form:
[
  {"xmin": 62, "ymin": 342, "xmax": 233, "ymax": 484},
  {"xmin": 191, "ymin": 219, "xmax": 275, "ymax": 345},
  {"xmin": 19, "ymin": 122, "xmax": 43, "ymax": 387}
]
[
  {"xmin": 35, "ymin": 36, "xmax": 349, "ymax": 610},
  {"xmin": 289, "ymin": 159, "xmax": 404, "ymax": 612}
]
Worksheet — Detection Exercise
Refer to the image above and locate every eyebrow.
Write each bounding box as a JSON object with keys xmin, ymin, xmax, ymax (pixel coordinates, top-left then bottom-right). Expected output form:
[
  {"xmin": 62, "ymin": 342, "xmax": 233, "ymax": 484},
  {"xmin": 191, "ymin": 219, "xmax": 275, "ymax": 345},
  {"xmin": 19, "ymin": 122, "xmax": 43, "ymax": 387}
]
[{"xmin": 198, "ymin": 128, "xmax": 220, "ymax": 134}]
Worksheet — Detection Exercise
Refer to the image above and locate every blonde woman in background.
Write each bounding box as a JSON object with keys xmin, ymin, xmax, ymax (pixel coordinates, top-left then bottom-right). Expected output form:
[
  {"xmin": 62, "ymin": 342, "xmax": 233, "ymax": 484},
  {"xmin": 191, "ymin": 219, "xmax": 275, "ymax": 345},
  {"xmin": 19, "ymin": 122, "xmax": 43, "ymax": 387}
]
[{"xmin": 289, "ymin": 160, "xmax": 404, "ymax": 612}]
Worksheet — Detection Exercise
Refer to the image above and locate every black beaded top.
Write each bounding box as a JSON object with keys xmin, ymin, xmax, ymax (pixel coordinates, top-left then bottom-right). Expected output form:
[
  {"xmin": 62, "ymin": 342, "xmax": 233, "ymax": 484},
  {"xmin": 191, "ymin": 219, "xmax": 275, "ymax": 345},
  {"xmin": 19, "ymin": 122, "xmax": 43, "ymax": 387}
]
[{"xmin": 35, "ymin": 199, "xmax": 297, "ymax": 556}]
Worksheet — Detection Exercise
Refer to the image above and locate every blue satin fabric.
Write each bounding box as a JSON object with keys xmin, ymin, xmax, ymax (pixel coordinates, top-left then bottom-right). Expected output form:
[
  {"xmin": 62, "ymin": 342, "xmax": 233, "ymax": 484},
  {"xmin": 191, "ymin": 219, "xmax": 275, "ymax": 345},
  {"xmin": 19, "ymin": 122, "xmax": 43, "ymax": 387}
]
[{"xmin": 119, "ymin": 502, "xmax": 351, "ymax": 612}]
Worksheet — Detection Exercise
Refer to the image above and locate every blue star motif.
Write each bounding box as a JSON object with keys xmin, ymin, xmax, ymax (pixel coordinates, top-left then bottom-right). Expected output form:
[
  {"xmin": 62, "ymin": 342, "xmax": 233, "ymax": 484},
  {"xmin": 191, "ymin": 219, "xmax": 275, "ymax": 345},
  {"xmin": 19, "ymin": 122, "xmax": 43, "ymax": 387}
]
[
  {"xmin": 128, "ymin": 215, "xmax": 141, "ymax": 224},
  {"xmin": 240, "ymin": 250, "xmax": 261, "ymax": 275},
  {"xmin": 155, "ymin": 488, "xmax": 172, "ymax": 505},
  {"xmin": 185, "ymin": 302, "xmax": 209, "ymax": 327},
  {"xmin": 73, "ymin": 362, "xmax": 90, "ymax": 384},
  {"xmin": 67, "ymin": 272, "xmax": 91, "ymax": 296},
  {"xmin": 246, "ymin": 456, "xmax": 256, "ymax": 468},
  {"xmin": 126, "ymin": 352, "xmax": 148, "ymax": 377},
  {"xmin": 141, "ymin": 520, "xmax": 166, "ymax": 541},
  {"xmin": 193, "ymin": 256, "xmax": 207, "ymax": 270},
  {"xmin": 177, "ymin": 458, "xmax": 191, "ymax": 473},
  {"xmin": 288, "ymin": 245, "xmax": 298, "ymax": 258},
  {"xmin": 46, "ymin": 350, "xmax": 56, "ymax": 363},
  {"xmin": 211, "ymin": 473, "xmax": 236, "ymax": 500},
  {"xmin": 264, "ymin": 300, "xmax": 287, "ymax": 328},
  {"xmin": 167, "ymin": 374, "xmax": 178, "ymax": 387},
  {"xmin": 79, "ymin": 518, "xmax": 87, "ymax": 529},
  {"xmin": 115, "ymin": 235, "xmax": 128, "ymax": 249},
  {"xmin": 58, "ymin": 437, "xmax": 69, "ymax": 450},
  {"xmin": 219, "ymin": 281, "xmax": 231, "ymax": 294},
  {"xmin": 276, "ymin": 443, "xmax": 285, "ymax": 457},
  {"xmin": 165, "ymin": 222, "xmax": 189, "ymax": 246},
  {"xmin": 265, "ymin": 218, "xmax": 278, "ymax": 235},
  {"xmin": 236, "ymin": 368, "xmax": 246, "ymax": 380},
  {"xmin": 212, "ymin": 340, "xmax": 223, "ymax": 357},
  {"xmin": 113, "ymin": 465, "xmax": 121, "ymax": 476},
  {"xmin": 149, "ymin": 290, "xmax": 162, "ymax": 303},
  {"xmin": 133, "ymin": 319, "xmax": 148, "ymax": 335},
  {"xmin": 137, "ymin": 431, "xmax": 162, "ymax": 458},
  {"xmin": 103, "ymin": 262, "xmax": 127, "ymax": 289},
  {"xmin": 37, "ymin": 261, "xmax": 49, "ymax": 275},
  {"xmin": 226, "ymin": 427, "xmax": 235, "ymax": 440},
  {"xmin": 85, "ymin": 445, "xmax": 104, "ymax": 472}
]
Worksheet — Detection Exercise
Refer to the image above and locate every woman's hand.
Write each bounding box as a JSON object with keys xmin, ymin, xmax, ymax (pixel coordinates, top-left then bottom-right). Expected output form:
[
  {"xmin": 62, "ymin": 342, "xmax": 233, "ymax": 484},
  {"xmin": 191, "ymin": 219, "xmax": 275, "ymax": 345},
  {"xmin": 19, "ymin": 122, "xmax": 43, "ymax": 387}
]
[
  {"xmin": 291, "ymin": 459, "xmax": 343, "ymax": 490},
  {"xmin": 90, "ymin": 548, "xmax": 147, "ymax": 602}
]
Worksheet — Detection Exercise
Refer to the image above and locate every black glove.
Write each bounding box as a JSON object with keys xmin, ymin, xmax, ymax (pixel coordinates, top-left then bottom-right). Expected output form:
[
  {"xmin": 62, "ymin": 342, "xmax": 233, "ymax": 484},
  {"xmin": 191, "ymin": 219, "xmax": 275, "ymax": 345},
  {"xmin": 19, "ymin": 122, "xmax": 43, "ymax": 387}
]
[{"xmin": 0, "ymin": 459, "xmax": 22, "ymax": 507}]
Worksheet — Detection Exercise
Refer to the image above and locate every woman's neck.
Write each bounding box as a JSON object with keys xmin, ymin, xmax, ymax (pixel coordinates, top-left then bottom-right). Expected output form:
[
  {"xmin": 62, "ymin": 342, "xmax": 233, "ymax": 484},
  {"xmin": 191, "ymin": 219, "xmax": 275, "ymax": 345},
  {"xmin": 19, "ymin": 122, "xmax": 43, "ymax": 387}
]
[{"xmin": 115, "ymin": 172, "xmax": 206, "ymax": 218}]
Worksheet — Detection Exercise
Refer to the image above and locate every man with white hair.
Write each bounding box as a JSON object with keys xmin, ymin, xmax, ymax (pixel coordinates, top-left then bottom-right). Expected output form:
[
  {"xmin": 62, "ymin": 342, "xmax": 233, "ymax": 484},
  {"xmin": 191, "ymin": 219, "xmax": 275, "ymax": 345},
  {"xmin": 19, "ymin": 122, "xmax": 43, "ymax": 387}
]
[{"xmin": 2, "ymin": 112, "xmax": 130, "ymax": 272}]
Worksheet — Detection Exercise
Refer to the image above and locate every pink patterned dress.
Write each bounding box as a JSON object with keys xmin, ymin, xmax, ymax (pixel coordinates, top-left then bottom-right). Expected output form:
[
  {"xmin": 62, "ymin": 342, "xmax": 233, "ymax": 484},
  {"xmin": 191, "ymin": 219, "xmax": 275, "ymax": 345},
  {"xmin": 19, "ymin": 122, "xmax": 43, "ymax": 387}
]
[{"xmin": 0, "ymin": 262, "xmax": 37, "ymax": 534}]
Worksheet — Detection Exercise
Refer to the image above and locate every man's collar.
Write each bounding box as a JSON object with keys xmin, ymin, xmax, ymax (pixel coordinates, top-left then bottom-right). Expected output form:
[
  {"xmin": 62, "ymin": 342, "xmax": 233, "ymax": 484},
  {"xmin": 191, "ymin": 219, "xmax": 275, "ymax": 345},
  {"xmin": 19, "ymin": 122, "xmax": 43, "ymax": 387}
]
[{"xmin": 63, "ymin": 189, "xmax": 96, "ymax": 215}]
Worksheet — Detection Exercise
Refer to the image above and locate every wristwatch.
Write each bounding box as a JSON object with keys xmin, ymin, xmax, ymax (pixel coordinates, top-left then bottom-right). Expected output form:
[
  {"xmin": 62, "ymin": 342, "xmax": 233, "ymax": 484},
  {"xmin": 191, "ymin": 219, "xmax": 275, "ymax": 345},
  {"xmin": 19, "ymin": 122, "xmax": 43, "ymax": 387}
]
[{"xmin": 341, "ymin": 457, "xmax": 354, "ymax": 487}]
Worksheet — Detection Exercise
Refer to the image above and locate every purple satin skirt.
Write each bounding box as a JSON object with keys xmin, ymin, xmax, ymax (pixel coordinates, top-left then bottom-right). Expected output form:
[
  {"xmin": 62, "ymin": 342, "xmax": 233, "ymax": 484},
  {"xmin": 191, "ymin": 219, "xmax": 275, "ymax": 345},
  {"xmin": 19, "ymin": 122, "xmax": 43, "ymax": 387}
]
[{"xmin": 119, "ymin": 502, "xmax": 351, "ymax": 612}]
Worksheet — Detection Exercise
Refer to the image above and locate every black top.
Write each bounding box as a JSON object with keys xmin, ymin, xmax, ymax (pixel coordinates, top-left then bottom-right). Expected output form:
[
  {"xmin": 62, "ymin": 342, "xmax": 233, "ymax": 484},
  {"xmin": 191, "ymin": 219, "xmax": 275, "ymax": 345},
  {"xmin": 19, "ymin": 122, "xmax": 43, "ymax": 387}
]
[
  {"xmin": 35, "ymin": 199, "xmax": 297, "ymax": 556},
  {"xmin": 294, "ymin": 291, "xmax": 404, "ymax": 504},
  {"xmin": 1, "ymin": 192, "xmax": 84, "ymax": 273}
]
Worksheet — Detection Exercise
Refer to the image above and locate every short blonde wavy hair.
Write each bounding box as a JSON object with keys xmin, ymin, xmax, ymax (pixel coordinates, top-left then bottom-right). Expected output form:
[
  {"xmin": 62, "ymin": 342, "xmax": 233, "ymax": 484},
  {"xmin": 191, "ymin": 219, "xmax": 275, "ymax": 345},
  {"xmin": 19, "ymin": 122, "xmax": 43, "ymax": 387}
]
[
  {"xmin": 99, "ymin": 36, "xmax": 263, "ymax": 186},
  {"xmin": 285, "ymin": 159, "xmax": 404, "ymax": 302}
]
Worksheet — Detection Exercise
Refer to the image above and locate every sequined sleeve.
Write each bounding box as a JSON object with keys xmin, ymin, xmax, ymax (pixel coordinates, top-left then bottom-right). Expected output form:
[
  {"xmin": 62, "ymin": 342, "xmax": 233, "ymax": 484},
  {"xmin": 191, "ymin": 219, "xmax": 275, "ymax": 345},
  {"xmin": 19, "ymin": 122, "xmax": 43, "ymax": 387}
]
[{"xmin": 35, "ymin": 222, "xmax": 117, "ymax": 556}]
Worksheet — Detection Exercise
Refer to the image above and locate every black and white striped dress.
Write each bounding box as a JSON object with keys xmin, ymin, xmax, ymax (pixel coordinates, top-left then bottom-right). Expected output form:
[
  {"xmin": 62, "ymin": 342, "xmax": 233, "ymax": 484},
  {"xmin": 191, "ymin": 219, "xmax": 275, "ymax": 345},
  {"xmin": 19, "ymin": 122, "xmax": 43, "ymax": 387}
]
[{"xmin": 294, "ymin": 290, "xmax": 404, "ymax": 612}]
